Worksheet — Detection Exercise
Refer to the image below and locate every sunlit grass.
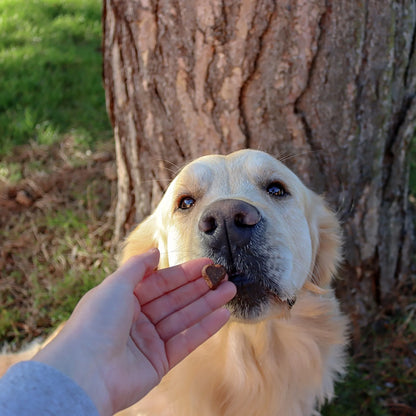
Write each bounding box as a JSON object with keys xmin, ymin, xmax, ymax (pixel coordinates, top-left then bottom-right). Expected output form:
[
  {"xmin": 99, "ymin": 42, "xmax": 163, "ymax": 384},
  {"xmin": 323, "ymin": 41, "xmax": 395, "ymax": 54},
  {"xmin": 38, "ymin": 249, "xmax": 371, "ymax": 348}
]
[
  {"xmin": 0, "ymin": 0, "xmax": 111, "ymax": 154},
  {"xmin": 0, "ymin": 0, "xmax": 115, "ymax": 346}
]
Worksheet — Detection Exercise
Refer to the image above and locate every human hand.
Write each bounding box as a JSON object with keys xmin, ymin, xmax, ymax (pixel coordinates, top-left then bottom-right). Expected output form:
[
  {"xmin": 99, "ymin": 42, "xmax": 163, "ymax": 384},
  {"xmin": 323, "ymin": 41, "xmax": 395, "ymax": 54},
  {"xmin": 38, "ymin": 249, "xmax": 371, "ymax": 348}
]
[{"xmin": 33, "ymin": 249, "xmax": 236, "ymax": 416}]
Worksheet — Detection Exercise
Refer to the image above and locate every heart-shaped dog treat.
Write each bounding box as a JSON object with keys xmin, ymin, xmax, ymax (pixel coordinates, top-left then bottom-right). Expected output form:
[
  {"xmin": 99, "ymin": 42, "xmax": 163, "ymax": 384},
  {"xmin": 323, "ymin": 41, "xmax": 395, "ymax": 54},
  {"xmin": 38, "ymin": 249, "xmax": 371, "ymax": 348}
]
[{"xmin": 202, "ymin": 264, "xmax": 227, "ymax": 290}]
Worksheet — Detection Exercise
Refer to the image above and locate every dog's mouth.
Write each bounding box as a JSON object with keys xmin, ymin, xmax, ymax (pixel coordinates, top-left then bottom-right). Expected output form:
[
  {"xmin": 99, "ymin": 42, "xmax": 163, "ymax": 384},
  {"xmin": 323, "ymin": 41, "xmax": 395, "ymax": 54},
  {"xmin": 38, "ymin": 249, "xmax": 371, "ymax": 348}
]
[
  {"xmin": 228, "ymin": 271, "xmax": 251, "ymax": 287},
  {"xmin": 215, "ymin": 264, "xmax": 293, "ymax": 320},
  {"xmin": 198, "ymin": 208, "xmax": 296, "ymax": 320}
]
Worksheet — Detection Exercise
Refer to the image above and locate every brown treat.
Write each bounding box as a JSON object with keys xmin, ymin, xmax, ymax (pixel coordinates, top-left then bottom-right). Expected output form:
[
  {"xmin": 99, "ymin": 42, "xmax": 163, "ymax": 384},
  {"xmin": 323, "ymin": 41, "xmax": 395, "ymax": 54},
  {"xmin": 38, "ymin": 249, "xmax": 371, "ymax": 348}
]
[{"xmin": 202, "ymin": 264, "xmax": 227, "ymax": 289}]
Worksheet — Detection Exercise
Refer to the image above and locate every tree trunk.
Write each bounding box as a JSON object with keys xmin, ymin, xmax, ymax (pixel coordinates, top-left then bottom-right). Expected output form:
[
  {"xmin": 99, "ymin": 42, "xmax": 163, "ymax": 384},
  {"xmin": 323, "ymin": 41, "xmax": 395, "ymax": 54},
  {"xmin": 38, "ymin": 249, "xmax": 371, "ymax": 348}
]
[{"xmin": 102, "ymin": 0, "xmax": 415, "ymax": 326}]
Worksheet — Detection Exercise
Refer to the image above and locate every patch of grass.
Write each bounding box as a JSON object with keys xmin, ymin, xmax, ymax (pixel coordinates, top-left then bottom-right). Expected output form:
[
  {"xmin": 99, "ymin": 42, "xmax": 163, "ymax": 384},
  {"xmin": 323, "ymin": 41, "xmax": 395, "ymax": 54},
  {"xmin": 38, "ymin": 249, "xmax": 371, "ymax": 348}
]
[
  {"xmin": 322, "ymin": 296, "xmax": 416, "ymax": 416},
  {"xmin": 0, "ymin": 161, "xmax": 22, "ymax": 183},
  {"xmin": 0, "ymin": 198, "xmax": 116, "ymax": 346},
  {"xmin": 0, "ymin": 138, "xmax": 117, "ymax": 348},
  {"xmin": 0, "ymin": 0, "xmax": 112, "ymax": 155},
  {"xmin": 322, "ymin": 362, "xmax": 390, "ymax": 416},
  {"xmin": 27, "ymin": 236, "xmax": 113, "ymax": 328},
  {"xmin": 45, "ymin": 208, "xmax": 88, "ymax": 233}
]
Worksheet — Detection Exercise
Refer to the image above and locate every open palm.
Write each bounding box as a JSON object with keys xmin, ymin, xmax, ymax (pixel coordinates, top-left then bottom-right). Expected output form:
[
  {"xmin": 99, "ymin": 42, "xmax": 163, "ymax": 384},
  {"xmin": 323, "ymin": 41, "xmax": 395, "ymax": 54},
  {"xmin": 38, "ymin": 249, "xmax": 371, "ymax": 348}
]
[{"xmin": 34, "ymin": 249, "xmax": 236, "ymax": 416}]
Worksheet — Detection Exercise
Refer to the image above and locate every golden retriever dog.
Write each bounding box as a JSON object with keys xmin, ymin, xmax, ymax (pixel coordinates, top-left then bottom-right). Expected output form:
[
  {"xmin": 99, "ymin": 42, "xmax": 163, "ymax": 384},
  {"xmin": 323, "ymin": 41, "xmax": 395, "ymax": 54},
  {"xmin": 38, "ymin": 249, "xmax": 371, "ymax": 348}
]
[
  {"xmin": 0, "ymin": 149, "xmax": 348, "ymax": 416},
  {"xmin": 119, "ymin": 149, "xmax": 348, "ymax": 416}
]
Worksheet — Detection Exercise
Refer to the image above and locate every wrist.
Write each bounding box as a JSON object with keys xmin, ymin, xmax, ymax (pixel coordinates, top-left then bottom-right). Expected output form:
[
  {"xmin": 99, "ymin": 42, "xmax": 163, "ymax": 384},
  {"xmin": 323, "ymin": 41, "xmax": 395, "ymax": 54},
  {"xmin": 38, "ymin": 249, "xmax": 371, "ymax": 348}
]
[{"xmin": 32, "ymin": 335, "xmax": 112, "ymax": 416}]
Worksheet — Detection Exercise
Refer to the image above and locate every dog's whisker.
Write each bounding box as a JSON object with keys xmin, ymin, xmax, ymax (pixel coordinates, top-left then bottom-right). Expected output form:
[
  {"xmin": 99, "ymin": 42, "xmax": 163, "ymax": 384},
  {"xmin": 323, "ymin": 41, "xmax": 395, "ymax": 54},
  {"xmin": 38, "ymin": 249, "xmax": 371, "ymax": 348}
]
[
  {"xmin": 151, "ymin": 158, "xmax": 189, "ymax": 176},
  {"xmin": 137, "ymin": 178, "xmax": 173, "ymax": 185},
  {"xmin": 277, "ymin": 149, "xmax": 329, "ymax": 164},
  {"xmin": 157, "ymin": 167, "xmax": 180, "ymax": 177}
]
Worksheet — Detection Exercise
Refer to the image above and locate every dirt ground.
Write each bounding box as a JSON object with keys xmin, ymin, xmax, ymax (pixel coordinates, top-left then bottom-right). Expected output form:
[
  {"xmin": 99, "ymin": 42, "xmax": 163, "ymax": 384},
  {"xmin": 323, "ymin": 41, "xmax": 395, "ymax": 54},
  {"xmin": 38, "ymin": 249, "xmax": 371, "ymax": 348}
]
[{"xmin": 0, "ymin": 137, "xmax": 118, "ymax": 346}]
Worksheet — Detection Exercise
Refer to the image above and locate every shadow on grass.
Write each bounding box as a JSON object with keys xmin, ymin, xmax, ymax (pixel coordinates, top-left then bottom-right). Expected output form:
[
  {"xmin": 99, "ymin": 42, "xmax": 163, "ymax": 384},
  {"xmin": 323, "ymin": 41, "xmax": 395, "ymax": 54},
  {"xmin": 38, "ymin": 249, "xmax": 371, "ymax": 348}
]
[{"xmin": 0, "ymin": 0, "xmax": 112, "ymax": 154}]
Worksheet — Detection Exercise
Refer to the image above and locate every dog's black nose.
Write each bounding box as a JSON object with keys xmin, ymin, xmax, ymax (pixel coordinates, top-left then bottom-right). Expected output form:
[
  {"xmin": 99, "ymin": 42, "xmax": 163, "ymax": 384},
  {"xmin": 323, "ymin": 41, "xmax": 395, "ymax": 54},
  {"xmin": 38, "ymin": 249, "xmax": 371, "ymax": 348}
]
[{"xmin": 198, "ymin": 199, "xmax": 261, "ymax": 250}]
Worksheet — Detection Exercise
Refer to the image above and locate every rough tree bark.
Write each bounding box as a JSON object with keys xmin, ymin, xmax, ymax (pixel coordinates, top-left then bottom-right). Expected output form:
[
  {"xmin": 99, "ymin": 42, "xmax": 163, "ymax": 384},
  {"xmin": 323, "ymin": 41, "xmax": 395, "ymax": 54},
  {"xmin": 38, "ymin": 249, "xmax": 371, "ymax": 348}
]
[{"xmin": 102, "ymin": 0, "xmax": 416, "ymax": 325}]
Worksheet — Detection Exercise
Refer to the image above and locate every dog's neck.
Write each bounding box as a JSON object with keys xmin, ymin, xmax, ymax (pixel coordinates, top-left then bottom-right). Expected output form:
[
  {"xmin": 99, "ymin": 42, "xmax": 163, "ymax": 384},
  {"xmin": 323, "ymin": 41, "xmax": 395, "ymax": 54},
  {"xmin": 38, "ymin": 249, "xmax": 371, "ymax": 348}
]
[{"xmin": 137, "ymin": 290, "xmax": 348, "ymax": 416}]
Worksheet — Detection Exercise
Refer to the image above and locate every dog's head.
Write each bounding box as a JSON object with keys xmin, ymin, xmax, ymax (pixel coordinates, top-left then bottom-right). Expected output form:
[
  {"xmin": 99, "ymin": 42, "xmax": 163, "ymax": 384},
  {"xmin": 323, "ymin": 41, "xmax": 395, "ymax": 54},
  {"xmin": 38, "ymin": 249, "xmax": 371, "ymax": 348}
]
[{"xmin": 122, "ymin": 149, "xmax": 341, "ymax": 320}]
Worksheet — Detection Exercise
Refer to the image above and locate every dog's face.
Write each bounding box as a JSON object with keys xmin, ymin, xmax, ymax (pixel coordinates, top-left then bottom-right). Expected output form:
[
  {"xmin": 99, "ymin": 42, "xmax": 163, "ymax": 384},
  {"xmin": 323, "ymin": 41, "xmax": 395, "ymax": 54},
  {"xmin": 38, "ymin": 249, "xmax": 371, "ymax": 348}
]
[{"xmin": 123, "ymin": 149, "xmax": 341, "ymax": 320}]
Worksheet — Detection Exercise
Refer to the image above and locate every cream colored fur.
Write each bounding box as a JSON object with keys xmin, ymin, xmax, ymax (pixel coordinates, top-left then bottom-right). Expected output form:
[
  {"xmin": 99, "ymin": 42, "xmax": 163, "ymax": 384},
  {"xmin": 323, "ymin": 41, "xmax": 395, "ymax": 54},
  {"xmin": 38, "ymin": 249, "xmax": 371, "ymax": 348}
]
[
  {"xmin": 0, "ymin": 150, "xmax": 348, "ymax": 416},
  {"xmin": 118, "ymin": 150, "xmax": 348, "ymax": 416},
  {"xmin": 122, "ymin": 292, "xmax": 346, "ymax": 416}
]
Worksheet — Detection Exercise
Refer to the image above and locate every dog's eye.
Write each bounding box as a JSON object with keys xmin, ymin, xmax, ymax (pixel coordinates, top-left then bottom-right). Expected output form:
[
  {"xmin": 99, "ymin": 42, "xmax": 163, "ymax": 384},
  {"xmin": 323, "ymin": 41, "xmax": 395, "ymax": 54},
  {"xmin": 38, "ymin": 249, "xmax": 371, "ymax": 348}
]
[
  {"xmin": 178, "ymin": 196, "xmax": 196, "ymax": 210},
  {"xmin": 267, "ymin": 182, "xmax": 288, "ymax": 197}
]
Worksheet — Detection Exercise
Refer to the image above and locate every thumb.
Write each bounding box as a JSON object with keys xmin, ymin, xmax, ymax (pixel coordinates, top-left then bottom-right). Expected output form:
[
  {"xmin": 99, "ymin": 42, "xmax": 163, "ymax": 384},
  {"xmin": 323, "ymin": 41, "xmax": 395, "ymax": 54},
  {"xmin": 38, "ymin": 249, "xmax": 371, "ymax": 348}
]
[{"xmin": 107, "ymin": 248, "xmax": 160, "ymax": 289}]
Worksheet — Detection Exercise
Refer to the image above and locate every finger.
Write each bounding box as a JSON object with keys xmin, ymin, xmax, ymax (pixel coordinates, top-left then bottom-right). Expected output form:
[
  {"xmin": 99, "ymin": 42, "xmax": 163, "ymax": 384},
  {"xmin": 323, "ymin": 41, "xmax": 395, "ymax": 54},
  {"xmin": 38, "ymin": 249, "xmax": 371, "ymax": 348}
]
[
  {"xmin": 141, "ymin": 277, "xmax": 210, "ymax": 324},
  {"xmin": 105, "ymin": 249, "xmax": 160, "ymax": 289},
  {"xmin": 135, "ymin": 258, "xmax": 212, "ymax": 304},
  {"xmin": 166, "ymin": 307, "xmax": 231, "ymax": 369},
  {"xmin": 155, "ymin": 281, "xmax": 236, "ymax": 341}
]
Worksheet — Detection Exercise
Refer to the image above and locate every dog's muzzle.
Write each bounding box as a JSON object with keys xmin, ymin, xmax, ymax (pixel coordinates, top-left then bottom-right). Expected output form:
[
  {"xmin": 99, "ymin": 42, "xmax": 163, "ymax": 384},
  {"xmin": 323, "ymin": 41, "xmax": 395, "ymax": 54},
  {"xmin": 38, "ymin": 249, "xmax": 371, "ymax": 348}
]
[{"xmin": 198, "ymin": 199, "xmax": 279, "ymax": 319}]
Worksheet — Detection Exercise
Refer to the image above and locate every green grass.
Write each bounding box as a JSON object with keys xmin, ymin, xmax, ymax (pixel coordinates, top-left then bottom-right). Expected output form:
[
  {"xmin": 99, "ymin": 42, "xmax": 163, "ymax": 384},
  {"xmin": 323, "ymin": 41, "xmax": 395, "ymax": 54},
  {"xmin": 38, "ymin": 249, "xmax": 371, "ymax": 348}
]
[
  {"xmin": 322, "ymin": 362, "xmax": 390, "ymax": 416},
  {"xmin": 26, "ymin": 215, "xmax": 114, "ymax": 328},
  {"xmin": 0, "ymin": 0, "xmax": 112, "ymax": 154},
  {"xmin": 322, "ymin": 300, "xmax": 416, "ymax": 415},
  {"xmin": 0, "ymin": 0, "xmax": 115, "ymax": 345}
]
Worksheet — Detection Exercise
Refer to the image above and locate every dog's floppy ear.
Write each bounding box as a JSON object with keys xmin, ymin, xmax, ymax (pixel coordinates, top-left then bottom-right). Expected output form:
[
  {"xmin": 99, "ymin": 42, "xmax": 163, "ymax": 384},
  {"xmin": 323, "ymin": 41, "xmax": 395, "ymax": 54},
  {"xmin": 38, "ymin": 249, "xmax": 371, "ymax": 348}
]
[
  {"xmin": 120, "ymin": 214, "xmax": 160, "ymax": 265},
  {"xmin": 307, "ymin": 192, "xmax": 342, "ymax": 288}
]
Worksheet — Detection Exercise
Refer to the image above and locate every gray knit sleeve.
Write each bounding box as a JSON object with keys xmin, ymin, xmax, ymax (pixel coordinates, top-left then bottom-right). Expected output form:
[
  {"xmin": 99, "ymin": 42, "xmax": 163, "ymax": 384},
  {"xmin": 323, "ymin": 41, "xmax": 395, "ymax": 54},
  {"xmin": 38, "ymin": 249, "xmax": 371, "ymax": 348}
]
[{"xmin": 0, "ymin": 361, "xmax": 100, "ymax": 415}]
